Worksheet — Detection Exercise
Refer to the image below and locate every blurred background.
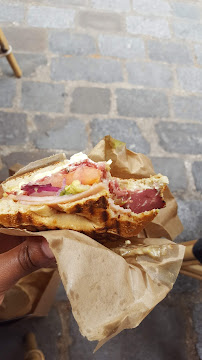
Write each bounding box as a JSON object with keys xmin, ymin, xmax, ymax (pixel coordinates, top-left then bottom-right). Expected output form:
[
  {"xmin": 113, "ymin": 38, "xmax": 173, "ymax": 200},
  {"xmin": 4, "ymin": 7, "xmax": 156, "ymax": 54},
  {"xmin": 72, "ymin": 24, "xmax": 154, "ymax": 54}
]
[{"xmin": 0, "ymin": 0, "xmax": 201, "ymax": 359}]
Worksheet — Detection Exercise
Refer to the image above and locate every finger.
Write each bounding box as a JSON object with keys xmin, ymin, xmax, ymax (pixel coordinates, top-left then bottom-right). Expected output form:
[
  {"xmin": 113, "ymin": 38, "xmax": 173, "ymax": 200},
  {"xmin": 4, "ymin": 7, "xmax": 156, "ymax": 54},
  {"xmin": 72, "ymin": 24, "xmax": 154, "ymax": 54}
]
[
  {"xmin": 0, "ymin": 234, "xmax": 26, "ymax": 254},
  {"xmin": 0, "ymin": 237, "xmax": 56, "ymax": 296}
]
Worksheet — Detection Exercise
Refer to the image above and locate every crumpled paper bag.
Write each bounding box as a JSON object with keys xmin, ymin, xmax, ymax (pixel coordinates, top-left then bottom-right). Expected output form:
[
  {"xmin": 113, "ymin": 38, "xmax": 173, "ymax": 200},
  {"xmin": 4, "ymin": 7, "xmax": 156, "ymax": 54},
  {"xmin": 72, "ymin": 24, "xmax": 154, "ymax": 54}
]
[
  {"xmin": 0, "ymin": 136, "xmax": 185, "ymax": 349},
  {"xmin": 0, "ymin": 268, "xmax": 57, "ymax": 320}
]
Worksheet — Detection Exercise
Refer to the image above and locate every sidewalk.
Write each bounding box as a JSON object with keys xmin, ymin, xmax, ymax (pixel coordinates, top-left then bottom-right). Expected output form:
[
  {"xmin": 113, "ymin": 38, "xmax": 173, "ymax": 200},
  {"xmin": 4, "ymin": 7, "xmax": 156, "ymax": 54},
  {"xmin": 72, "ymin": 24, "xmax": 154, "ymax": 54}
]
[{"xmin": 0, "ymin": 0, "xmax": 201, "ymax": 359}]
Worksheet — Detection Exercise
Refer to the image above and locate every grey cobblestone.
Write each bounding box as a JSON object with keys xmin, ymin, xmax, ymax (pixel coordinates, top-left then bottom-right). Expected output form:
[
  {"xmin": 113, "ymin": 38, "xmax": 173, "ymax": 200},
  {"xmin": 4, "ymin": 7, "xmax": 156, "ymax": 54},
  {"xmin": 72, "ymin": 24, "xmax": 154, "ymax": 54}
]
[
  {"xmin": 116, "ymin": 88, "xmax": 169, "ymax": 118},
  {"xmin": 126, "ymin": 61, "xmax": 172, "ymax": 88},
  {"xmin": 91, "ymin": 0, "xmax": 131, "ymax": 12},
  {"xmin": 172, "ymin": 19, "xmax": 202, "ymax": 43},
  {"xmin": 78, "ymin": 11, "xmax": 123, "ymax": 32},
  {"xmin": 176, "ymin": 200, "xmax": 202, "ymax": 242},
  {"xmin": 147, "ymin": 40, "xmax": 192, "ymax": 65},
  {"xmin": 0, "ymin": 3, "xmax": 24, "ymax": 24},
  {"xmin": 176, "ymin": 66, "xmax": 202, "ymax": 93},
  {"xmin": 98, "ymin": 35, "xmax": 145, "ymax": 59},
  {"xmin": 0, "ymin": 79, "xmax": 16, "ymax": 108},
  {"xmin": 51, "ymin": 57, "xmax": 123, "ymax": 82},
  {"xmin": 192, "ymin": 162, "xmax": 202, "ymax": 192},
  {"xmin": 194, "ymin": 44, "xmax": 202, "ymax": 66},
  {"xmin": 127, "ymin": 16, "xmax": 171, "ymax": 38},
  {"xmin": 40, "ymin": 0, "xmax": 87, "ymax": 5},
  {"xmin": 69, "ymin": 300, "xmax": 188, "ymax": 360},
  {"xmin": 49, "ymin": 31, "xmax": 96, "ymax": 55},
  {"xmin": 2, "ymin": 27, "xmax": 47, "ymax": 53},
  {"xmin": 193, "ymin": 303, "xmax": 202, "ymax": 360},
  {"xmin": 90, "ymin": 118, "xmax": 150, "ymax": 153},
  {"xmin": 156, "ymin": 123, "xmax": 202, "ymax": 154},
  {"xmin": 21, "ymin": 82, "xmax": 66, "ymax": 112},
  {"xmin": 0, "ymin": 112, "xmax": 27, "ymax": 146},
  {"xmin": 132, "ymin": 0, "xmax": 171, "ymax": 16},
  {"xmin": 71, "ymin": 87, "xmax": 111, "ymax": 114},
  {"xmin": 33, "ymin": 116, "xmax": 87, "ymax": 151},
  {"xmin": 150, "ymin": 157, "xmax": 187, "ymax": 192},
  {"xmin": 171, "ymin": 1, "xmax": 201, "ymax": 20},
  {"xmin": 1, "ymin": 150, "xmax": 56, "ymax": 181},
  {"xmin": 15, "ymin": 54, "xmax": 47, "ymax": 77},
  {"xmin": 28, "ymin": 6, "xmax": 75, "ymax": 28},
  {"xmin": 171, "ymin": 274, "xmax": 199, "ymax": 294},
  {"xmin": 172, "ymin": 95, "xmax": 202, "ymax": 121}
]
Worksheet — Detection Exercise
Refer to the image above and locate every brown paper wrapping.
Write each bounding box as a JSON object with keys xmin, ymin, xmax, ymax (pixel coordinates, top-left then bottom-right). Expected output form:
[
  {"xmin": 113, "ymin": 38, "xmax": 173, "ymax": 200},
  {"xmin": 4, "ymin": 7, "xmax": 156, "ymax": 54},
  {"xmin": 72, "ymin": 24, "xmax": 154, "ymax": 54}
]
[
  {"xmin": 0, "ymin": 136, "xmax": 185, "ymax": 349},
  {"xmin": 0, "ymin": 268, "xmax": 60, "ymax": 320}
]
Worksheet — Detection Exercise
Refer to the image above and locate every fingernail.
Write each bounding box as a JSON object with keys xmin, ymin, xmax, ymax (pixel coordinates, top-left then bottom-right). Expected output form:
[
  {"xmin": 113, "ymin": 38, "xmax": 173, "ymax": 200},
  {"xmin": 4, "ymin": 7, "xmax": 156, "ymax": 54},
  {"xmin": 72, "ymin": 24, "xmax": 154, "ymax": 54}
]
[{"xmin": 41, "ymin": 239, "xmax": 55, "ymax": 259}]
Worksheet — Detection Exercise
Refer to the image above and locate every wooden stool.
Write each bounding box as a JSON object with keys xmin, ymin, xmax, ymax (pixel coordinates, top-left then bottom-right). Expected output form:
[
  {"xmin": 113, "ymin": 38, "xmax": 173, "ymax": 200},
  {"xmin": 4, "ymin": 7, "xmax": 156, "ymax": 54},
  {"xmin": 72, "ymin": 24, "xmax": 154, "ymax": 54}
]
[
  {"xmin": 180, "ymin": 239, "xmax": 202, "ymax": 280},
  {"xmin": 24, "ymin": 333, "xmax": 45, "ymax": 360},
  {"xmin": 0, "ymin": 28, "xmax": 22, "ymax": 78}
]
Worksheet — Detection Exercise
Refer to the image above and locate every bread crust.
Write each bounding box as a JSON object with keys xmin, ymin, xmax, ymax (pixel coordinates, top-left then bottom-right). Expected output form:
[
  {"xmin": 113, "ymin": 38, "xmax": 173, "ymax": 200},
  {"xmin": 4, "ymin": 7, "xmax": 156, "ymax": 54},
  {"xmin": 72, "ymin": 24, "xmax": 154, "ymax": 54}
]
[{"xmin": 0, "ymin": 195, "xmax": 158, "ymax": 238}]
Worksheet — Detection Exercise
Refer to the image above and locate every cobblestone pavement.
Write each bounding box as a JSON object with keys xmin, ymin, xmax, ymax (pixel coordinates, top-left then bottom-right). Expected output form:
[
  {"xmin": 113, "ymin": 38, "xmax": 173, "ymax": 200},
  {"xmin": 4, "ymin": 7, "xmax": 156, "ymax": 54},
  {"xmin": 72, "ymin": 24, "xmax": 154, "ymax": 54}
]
[{"xmin": 0, "ymin": 0, "xmax": 202, "ymax": 359}]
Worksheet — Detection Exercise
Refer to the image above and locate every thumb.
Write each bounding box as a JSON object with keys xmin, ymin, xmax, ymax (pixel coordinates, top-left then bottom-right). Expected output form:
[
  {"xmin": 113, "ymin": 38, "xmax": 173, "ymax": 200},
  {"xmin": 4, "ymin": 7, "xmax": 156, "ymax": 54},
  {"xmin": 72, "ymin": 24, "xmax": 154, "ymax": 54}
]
[{"xmin": 0, "ymin": 237, "xmax": 56, "ymax": 299}]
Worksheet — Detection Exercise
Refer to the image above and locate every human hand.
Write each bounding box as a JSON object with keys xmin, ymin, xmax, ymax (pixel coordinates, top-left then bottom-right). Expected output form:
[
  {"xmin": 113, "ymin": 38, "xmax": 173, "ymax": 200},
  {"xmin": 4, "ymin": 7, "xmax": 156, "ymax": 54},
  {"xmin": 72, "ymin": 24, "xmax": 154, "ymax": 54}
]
[{"xmin": 0, "ymin": 233, "xmax": 56, "ymax": 305}]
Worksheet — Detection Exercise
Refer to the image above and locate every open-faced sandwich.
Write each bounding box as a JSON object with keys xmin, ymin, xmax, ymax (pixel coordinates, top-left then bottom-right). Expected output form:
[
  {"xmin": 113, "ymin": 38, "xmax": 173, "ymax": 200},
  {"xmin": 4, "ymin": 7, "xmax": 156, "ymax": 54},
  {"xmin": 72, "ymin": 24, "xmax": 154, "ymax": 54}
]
[{"xmin": 0, "ymin": 153, "xmax": 168, "ymax": 239}]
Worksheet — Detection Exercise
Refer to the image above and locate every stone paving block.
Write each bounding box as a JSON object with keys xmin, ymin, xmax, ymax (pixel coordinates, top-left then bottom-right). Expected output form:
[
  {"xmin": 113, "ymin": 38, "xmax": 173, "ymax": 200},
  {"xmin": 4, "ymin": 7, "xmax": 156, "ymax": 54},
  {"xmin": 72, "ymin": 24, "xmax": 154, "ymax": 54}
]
[
  {"xmin": 0, "ymin": 150, "xmax": 56, "ymax": 181},
  {"xmin": 171, "ymin": 273, "xmax": 200, "ymax": 294},
  {"xmin": 51, "ymin": 57, "xmax": 123, "ymax": 82},
  {"xmin": 156, "ymin": 122, "xmax": 202, "ymax": 154},
  {"xmin": 171, "ymin": 1, "xmax": 200, "ymax": 20},
  {"xmin": 0, "ymin": 78, "xmax": 16, "ymax": 108},
  {"xmin": 69, "ymin": 299, "xmax": 188, "ymax": 360},
  {"xmin": 91, "ymin": 0, "xmax": 131, "ymax": 12},
  {"xmin": 28, "ymin": 6, "xmax": 75, "ymax": 28},
  {"xmin": 90, "ymin": 118, "xmax": 150, "ymax": 154},
  {"xmin": 98, "ymin": 35, "xmax": 145, "ymax": 59},
  {"xmin": 2, "ymin": 27, "xmax": 47, "ymax": 53},
  {"xmin": 175, "ymin": 200, "xmax": 202, "ymax": 242},
  {"xmin": 127, "ymin": 16, "xmax": 171, "ymax": 38},
  {"xmin": 116, "ymin": 88, "xmax": 169, "ymax": 118},
  {"xmin": 193, "ymin": 303, "xmax": 202, "ymax": 360},
  {"xmin": 49, "ymin": 31, "xmax": 96, "ymax": 55},
  {"xmin": 55, "ymin": 281, "xmax": 67, "ymax": 301},
  {"xmin": 194, "ymin": 44, "xmax": 202, "ymax": 66},
  {"xmin": 172, "ymin": 95, "xmax": 202, "ymax": 121},
  {"xmin": 0, "ymin": 112, "xmax": 27, "ymax": 146},
  {"xmin": 78, "ymin": 10, "xmax": 123, "ymax": 32},
  {"xmin": 176, "ymin": 66, "xmax": 202, "ymax": 93},
  {"xmin": 0, "ymin": 306, "xmax": 62, "ymax": 360},
  {"xmin": 192, "ymin": 162, "xmax": 202, "ymax": 192},
  {"xmin": 0, "ymin": 3, "xmax": 24, "ymax": 24},
  {"xmin": 150, "ymin": 157, "xmax": 187, "ymax": 191},
  {"xmin": 172, "ymin": 19, "xmax": 202, "ymax": 43},
  {"xmin": 9, "ymin": 54, "xmax": 47, "ymax": 77},
  {"xmin": 133, "ymin": 0, "xmax": 171, "ymax": 16},
  {"xmin": 33, "ymin": 115, "xmax": 88, "ymax": 151},
  {"xmin": 40, "ymin": 0, "xmax": 87, "ymax": 5},
  {"xmin": 126, "ymin": 61, "xmax": 172, "ymax": 88},
  {"xmin": 71, "ymin": 87, "xmax": 111, "ymax": 114},
  {"xmin": 147, "ymin": 40, "xmax": 192, "ymax": 65},
  {"xmin": 21, "ymin": 82, "xmax": 66, "ymax": 113},
  {"xmin": 2, "ymin": 150, "xmax": 56, "ymax": 169}
]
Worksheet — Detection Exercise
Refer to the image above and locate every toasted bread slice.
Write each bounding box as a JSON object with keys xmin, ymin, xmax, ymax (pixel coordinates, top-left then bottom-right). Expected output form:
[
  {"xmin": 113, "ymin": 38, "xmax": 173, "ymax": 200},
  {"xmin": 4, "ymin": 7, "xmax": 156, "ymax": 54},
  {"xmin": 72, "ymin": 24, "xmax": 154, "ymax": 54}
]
[{"xmin": 0, "ymin": 154, "xmax": 168, "ymax": 239}]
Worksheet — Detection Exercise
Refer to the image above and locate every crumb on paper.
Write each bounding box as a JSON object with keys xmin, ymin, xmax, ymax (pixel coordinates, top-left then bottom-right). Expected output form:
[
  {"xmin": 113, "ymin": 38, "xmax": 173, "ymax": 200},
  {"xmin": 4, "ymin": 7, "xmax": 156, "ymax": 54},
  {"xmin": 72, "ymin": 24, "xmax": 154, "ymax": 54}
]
[{"xmin": 125, "ymin": 240, "xmax": 131, "ymax": 245}]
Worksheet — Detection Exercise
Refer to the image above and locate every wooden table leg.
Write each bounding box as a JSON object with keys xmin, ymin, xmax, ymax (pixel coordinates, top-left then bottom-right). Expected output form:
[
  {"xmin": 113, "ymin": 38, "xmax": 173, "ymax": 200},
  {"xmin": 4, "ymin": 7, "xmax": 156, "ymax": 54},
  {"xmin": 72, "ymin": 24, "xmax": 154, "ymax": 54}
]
[{"xmin": 0, "ymin": 28, "xmax": 22, "ymax": 78}]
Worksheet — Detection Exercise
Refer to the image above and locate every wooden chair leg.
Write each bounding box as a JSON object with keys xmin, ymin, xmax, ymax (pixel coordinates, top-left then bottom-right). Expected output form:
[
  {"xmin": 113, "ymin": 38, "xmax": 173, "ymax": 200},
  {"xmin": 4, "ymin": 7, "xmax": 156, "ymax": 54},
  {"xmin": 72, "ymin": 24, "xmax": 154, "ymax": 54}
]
[
  {"xmin": 180, "ymin": 239, "xmax": 202, "ymax": 280},
  {"xmin": 0, "ymin": 28, "xmax": 22, "ymax": 78},
  {"xmin": 24, "ymin": 332, "xmax": 45, "ymax": 360}
]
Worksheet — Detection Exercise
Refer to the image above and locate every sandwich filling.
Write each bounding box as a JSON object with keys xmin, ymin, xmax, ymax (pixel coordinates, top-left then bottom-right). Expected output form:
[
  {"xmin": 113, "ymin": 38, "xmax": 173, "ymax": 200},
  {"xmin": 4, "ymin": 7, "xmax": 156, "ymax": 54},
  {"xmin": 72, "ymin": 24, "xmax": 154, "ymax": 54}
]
[{"xmin": 3, "ymin": 153, "xmax": 168, "ymax": 214}]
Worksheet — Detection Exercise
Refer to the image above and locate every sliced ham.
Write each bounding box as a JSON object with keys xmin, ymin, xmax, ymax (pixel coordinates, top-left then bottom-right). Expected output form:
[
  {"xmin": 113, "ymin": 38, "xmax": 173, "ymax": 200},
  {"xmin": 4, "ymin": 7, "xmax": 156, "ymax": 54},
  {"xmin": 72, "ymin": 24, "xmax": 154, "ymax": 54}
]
[
  {"xmin": 109, "ymin": 180, "xmax": 165, "ymax": 214},
  {"xmin": 123, "ymin": 189, "xmax": 165, "ymax": 214},
  {"xmin": 10, "ymin": 182, "xmax": 107, "ymax": 205}
]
